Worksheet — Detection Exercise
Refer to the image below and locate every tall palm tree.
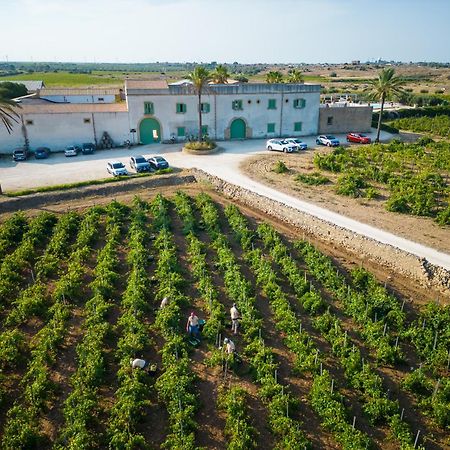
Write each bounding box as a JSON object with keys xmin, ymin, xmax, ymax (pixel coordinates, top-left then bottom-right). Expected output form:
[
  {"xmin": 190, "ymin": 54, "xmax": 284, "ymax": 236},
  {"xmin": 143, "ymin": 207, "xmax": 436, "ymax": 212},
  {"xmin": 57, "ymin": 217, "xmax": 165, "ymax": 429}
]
[
  {"xmin": 266, "ymin": 71, "xmax": 283, "ymax": 84},
  {"xmin": 211, "ymin": 64, "xmax": 229, "ymax": 84},
  {"xmin": 186, "ymin": 66, "xmax": 211, "ymax": 141},
  {"xmin": 0, "ymin": 97, "xmax": 20, "ymax": 134},
  {"xmin": 365, "ymin": 67, "xmax": 405, "ymax": 142},
  {"xmin": 287, "ymin": 69, "xmax": 304, "ymax": 83}
]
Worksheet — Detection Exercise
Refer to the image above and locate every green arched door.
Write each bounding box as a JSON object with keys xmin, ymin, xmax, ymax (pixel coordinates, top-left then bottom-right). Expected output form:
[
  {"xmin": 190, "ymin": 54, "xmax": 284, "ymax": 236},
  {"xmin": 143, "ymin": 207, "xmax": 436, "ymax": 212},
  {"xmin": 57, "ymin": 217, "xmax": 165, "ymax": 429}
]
[
  {"xmin": 230, "ymin": 118, "xmax": 246, "ymax": 139},
  {"xmin": 140, "ymin": 118, "xmax": 161, "ymax": 144}
]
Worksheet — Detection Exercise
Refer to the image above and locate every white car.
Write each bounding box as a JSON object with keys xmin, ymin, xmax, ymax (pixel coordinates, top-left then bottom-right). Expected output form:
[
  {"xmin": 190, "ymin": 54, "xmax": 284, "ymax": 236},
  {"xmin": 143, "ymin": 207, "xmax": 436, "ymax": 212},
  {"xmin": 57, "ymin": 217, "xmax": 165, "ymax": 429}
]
[
  {"xmin": 284, "ymin": 138, "xmax": 308, "ymax": 151},
  {"xmin": 64, "ymin": 145, "xmax": 79, "ymax": 157},
  {"xmin": 266, "ymin": 139, "xmax": 297, "ymax": 153},
  {"xmin": 107, "ymin": 161, "xmax": 128, "ymax": 177},
  {"xmin": 316, "ymin": 135, "xmax": 340, "ymax": 147}
]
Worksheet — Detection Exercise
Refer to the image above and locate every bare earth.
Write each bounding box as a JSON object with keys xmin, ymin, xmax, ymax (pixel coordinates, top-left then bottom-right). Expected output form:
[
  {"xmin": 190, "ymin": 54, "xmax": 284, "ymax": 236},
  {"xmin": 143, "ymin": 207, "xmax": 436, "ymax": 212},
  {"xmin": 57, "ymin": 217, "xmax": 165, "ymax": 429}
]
[{"xmin": 240, "ymin": 147, "xmax": 450, "ymax": 255}]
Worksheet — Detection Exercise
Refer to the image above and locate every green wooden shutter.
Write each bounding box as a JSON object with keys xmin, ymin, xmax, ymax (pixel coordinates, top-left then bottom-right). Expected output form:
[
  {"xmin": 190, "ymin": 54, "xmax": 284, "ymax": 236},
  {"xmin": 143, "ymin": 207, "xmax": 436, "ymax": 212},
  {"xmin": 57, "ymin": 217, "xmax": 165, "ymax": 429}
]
[
  {"xmin": 144, "ymin": 102, "xmax": 154, "ymax": 115},
  {"xmin": 294, "ymin": 122, "xmax": 302, "ymax": 132},
  {"xmin": 267, "ymin": 123, "xmax": 275, "ymax": 133},
  {"xmin": 177, "ymin": 127, "xmax": 185, "ymax": 137},
  {"xmin": 268, "ymin": 99, "xmax": 276, "ymax": 109}
]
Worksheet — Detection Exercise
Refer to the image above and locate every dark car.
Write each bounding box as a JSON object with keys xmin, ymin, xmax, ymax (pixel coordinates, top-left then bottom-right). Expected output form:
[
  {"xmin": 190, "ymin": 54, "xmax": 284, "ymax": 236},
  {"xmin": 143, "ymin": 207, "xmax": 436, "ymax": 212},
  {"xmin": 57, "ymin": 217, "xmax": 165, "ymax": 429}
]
[
  {"xmin": 130, "ymin": 155, "xmax": 151, "ymax": 172},
  {"xmin": 12, "ymin": 148, "xmax": 29, "ymax": 161},
  {"xmin": 82, "ymin": 143, "xmax": 95, "ymax": 154},
  {"xmin": 34, "ymin": 147, "xmax": 50, "ymax": 159},
  {"xmin": 147, "ymin": 155, "xmax": 169, "ymax": 170}
]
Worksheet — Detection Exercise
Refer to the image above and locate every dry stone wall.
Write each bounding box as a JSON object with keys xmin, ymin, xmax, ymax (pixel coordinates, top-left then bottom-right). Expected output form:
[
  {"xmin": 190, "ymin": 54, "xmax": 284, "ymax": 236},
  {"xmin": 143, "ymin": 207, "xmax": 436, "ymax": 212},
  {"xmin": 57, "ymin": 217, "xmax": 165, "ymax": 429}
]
[{"xmin": 191, "ymin": 169, "xmax": 450, "ymax": 296}]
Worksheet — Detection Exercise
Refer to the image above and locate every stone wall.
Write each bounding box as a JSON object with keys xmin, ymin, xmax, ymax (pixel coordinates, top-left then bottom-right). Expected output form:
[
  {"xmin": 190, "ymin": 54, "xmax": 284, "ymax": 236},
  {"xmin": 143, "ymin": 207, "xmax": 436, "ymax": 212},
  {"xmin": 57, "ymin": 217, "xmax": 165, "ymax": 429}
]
[
  {"xmin": 191, "ymin": 169, "xmax": 450, "ymax": 296},
  {"xmin": 319, "ymin": 105, "xmax": 373, "ymax": 134}
]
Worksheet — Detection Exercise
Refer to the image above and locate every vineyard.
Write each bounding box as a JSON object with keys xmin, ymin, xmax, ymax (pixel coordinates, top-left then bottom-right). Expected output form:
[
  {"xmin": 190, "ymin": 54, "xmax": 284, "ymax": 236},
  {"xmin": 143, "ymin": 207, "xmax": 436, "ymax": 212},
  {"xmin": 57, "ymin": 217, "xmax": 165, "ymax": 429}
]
[
  {"xmin": 313, "ymin": 140, "xmax": 450, "ymax": 225},
  {"xmin": 0, "ymin": 192, "xmax": 449, "ymax": 450}
]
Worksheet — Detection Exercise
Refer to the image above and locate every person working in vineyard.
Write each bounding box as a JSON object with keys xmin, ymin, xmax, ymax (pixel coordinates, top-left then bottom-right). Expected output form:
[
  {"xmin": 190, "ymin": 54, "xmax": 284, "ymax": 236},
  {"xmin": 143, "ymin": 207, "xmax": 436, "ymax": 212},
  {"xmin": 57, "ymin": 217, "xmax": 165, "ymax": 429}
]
[
  {"xmin": 186, "ymin": 311, "xmax": 200, "ymax": 338},
  {"xmin": 160, "ymin": 296, "xmax": 169, "ymax": 309},
  {"xmin": 230, "ymin": 303, "xmax": 240, "ymax": 335},
  {"xmin": 130, "ymin": 357, "xmax": 149, "ymax": 370},
  {"xmin": 223, "ymin": 337, "xmax": 235, "ymax": 355}
]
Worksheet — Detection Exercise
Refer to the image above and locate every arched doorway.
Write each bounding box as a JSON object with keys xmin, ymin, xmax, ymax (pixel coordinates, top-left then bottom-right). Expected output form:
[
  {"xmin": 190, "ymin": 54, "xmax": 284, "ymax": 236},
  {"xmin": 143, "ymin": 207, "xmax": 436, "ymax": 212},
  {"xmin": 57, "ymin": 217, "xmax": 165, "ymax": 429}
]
[
  {"xmin": 230, "ymin": 118, "xmax": 246, "ymax": 139},
  {"xmin": 140, "ymin": 118, "xmax": 161, "ymax": 144}
]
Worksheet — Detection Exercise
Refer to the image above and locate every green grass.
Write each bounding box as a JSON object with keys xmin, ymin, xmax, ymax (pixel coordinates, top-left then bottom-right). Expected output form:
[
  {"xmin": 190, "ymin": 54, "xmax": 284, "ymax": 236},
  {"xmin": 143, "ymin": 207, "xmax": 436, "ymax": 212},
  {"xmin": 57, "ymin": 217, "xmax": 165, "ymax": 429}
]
[
  {"xmin": 4, "ymin": 169, "xmax": 173, "ymax": 197},
  {"xmin": 1, "ymin": 71, "xmax": 190, "ymax": 88}
]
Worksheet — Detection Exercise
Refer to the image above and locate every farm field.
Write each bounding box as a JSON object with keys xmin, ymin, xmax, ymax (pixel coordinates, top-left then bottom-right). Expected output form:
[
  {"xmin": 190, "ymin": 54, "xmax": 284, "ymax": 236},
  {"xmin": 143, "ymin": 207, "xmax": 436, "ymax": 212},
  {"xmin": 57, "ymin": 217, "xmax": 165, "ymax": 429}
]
[
  {"xmin": 242, "ymin": 139, "xmax": 450, "ymax": 254},
  {"xmin": 0, "ymin": 189, "xmax": 448, "ymax": 450}
]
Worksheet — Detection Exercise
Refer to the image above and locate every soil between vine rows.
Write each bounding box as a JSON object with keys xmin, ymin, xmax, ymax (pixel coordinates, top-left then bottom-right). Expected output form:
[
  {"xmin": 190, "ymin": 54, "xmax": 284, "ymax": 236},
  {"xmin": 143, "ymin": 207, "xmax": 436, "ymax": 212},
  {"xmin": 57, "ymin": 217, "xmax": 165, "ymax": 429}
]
[{"xmin": 0, "ymin": 185, "xmax": 448, "ymax": 449}]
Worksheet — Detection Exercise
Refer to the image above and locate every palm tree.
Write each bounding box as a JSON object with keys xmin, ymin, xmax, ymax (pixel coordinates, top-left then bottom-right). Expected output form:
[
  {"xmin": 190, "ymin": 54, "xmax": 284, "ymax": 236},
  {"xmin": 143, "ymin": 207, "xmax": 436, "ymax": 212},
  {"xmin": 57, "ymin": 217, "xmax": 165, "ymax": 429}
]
[
  {"xmin": 287, "ymin": 69, "xmax": 304, "ymax": 83},
  {"xmin": 186, "ymin": 66, "xmax": 211, "ymax": 141},
  {"xmin": 211, "ymin": 64, "xmax": 229, "ymax": 84},
  {"xmin": 0, "ymin": 97, "xmax": 20, "ymax": 134},
  {"xmin": 365, "ymin": 67, "xmax": 405, "ymax": 142},
  {"xmin": 266, "ymin": 71, "xmax": 283, "ymax": 84}
]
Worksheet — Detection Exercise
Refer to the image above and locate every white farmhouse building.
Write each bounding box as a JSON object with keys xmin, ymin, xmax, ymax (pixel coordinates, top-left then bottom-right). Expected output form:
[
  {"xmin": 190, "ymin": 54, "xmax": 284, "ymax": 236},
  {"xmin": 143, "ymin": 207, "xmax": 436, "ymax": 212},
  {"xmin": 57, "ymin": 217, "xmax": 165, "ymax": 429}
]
[{"xmin": 0, "ymin": 79, "xmax": 371, "ymax": 153}]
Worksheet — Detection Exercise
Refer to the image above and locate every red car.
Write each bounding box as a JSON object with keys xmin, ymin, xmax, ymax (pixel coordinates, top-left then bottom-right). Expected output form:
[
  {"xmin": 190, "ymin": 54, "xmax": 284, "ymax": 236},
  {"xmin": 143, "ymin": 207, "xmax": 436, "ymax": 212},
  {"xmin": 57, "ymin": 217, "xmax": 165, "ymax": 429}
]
[{"xmin": 346, "ymin": 133, "xmax": 372, "ymax": 144}]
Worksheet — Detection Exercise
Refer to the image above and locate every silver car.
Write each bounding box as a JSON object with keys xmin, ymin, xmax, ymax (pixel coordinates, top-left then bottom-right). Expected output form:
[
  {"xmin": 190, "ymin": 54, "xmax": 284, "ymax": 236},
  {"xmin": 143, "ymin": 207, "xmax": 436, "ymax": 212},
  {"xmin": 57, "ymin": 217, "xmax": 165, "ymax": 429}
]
[{"xmin": 107, "ymin": 161, "xmax": 128, "ymax": 176}]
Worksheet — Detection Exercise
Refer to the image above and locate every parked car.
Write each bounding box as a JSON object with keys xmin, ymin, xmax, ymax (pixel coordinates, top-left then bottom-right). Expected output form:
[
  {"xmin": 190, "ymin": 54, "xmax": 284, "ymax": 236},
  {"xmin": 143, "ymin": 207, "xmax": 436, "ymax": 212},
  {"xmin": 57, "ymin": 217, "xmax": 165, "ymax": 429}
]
[
  {"xmin": 284, "ymin": 138, "xmax": 308, "ymax": 151},
  {"xmin": 316, "ymin": 135, "xmax": 340, "ymax": 147},
  {"xmin": 107, "ymin": 161, "xmax": 128, "ymax": 177},
  {"xmin": 266, "ymin": 139, "xmax": 297, "ymax": 153},
  {"xmin": 12, "ymin": 148, "xmax": 29, "ymax": 161},
  {"xmin": 34, "ymin": 147, "xmax": 50, "ymax": 159},
  {"xmin": 346, "ymin": 133, "xmax": 372, "ymax": 144},
  {"xmin": 130, "ymin": 155, "xmax": 151, "ymax": 173},
  {"xmin": 147, "ymin": 155, "xmax": 169, "ymax": 170},
  {"xmin": 64, "ymin": 145, "xmax": 79, "ymax": 157},
  {"xmin": 82, "ymin": 143, "xmax": 95, "ymax": 154}
]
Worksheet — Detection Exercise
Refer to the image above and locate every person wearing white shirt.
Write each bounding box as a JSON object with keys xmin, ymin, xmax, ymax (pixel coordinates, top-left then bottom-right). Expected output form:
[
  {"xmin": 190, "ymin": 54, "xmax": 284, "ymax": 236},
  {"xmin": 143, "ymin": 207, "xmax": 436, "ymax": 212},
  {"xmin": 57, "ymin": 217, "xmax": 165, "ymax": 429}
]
[
  {"xmin": 223, "ymin": 337, "xmax": 235, "ymax": 355},
  {"xmin": 230, "ymin": 303, "xmax": 240, "ymax": 335},
  {"xmin": 160, "ymin": 297, "xmax": 169, "ymax": 309},
  {"xmin": 130, "ymin": 358, "xmax": 148, "ymax": 369}
]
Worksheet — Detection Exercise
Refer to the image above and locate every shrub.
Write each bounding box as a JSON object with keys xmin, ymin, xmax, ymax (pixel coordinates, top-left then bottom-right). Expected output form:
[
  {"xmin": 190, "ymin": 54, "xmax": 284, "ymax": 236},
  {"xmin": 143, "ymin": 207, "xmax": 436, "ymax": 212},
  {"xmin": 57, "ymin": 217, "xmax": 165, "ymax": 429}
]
[
  {"xmin": 184, "ymin": 140, "xmax": 217, "ymax": 151},
  {"xmin": 365, "ymin": 187, "xmax": 379, "ymax": 199},
  {"xmin": 420, "ymin": 89, "xmax": 429, "ymax": 94},
  {"xmin": 436, "ymin": 206, "xmax": 450, "ymax": 225},
  {"xmin": 336, "ymin": 172, "xmax": 367, "ymax": 197},
  {"xmin": 295, "ymin": 172, "xmax": 329, "ymax": 185},
  {"xmin": 273, "ymin": 160, "xmax": 288, "ymax": 174},
  {"xmin": 329, "ymin": 72, "xmax": 337, "ymax": 77}
]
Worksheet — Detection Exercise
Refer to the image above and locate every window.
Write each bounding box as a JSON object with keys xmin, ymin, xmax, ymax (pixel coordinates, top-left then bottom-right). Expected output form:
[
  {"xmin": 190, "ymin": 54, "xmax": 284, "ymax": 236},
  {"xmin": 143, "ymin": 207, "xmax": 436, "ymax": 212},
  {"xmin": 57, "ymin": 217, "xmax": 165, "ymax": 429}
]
[
  {"xmin": 267, "ymin": 123, "xmax": 275, "ymax": 133},
  {"xmin": 177, "ymin": 127, "xmax": 185, "ymax": 137},
  {"xmin": 176, "ymin": 103, "xmax": 187, "ymax": 113},
  {"xmin": 201, "ymin": 125, "xmax": 208, "ymax": 136},
  {"xmin": 294, "ymin": 98, "xmax": 306, "ymax": 109},
  {"xmin": 248, "ymin": 100, "xmax": 252, "ymax": 104},
  {"xmin": 200, "ymin": 102, "xmax": 210, "ymax": 113},
  {"xmin": 327, "ymin": 117, "xmax": 333, "ymax": 125},
  {"xmin": 144, "ymin": 102, "xmax": 154, "ymax": 115},
  {"xmin": 294, "ymin": 122, "xmax": 302, "ymax": 132},
  {"xmin": 25, "ymin": 120, "xmax": 33, "ymax": 125},
  {"xmin": 97, "ymin": 97, "xmax": 104, "ymax": 102},
  {"xmin": 268, "ymin": 99, "xmax": 277, "ymax": 110},
  {"xmin": 232, "ymin": 99, "xmax": 243, "ymax": 110},
  {"xmin": 84, "ymin": 118, "xmax": 91, "ymax": 124}
]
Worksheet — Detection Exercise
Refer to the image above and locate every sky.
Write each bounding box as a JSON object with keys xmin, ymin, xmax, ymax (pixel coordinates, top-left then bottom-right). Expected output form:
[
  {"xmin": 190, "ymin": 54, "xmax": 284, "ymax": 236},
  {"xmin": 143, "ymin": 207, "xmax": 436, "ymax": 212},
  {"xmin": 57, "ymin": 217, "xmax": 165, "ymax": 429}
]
[{"xmin": 0, "ymin": 0, "xmax": 449, "ymax": 64}]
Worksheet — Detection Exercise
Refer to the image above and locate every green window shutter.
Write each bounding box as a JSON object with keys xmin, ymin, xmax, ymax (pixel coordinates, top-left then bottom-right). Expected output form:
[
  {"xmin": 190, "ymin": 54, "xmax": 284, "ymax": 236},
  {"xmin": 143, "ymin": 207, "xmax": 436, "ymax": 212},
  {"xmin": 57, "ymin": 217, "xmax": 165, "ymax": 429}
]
[
  {"xmin": 144, "ymin": 102, "xmax": 154, "ymax": 115},
  {"xmin": 232, "ymin": 100, "xmax": 243, "ymax": 110},
  {"xmin": 267, "ymin": 123, "xmax": 275, "ymax": 133},
  {"xmin": 201, "ymin": 102, "xmax": 210, "ymax": 113},
  {"xmin": 268, "ymin": 99, "xmax": 276, "ymax": 109},
  {"xmin": 176, "ymin": 103, "xmax": 186, "ymax": 113},
  {"xmin": 177, "ymin": 127, "xmax": 185, "ymax": 137},
  {"xmin": 294, "ymin": 98, "xmax": 306, "ymax": 109},
  {"xmin": 201, "ymin": 125, "xmax": 208, "ymax": 135},
  {"xmin": 294, "ymin": 122, "xmax": 302, "ymax": 132}
]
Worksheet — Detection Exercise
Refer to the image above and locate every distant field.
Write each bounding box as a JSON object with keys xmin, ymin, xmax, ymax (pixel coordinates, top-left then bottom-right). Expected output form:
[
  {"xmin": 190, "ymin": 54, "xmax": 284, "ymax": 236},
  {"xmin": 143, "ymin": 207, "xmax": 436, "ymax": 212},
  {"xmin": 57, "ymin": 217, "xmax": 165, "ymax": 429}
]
[{"xmin": 1, "ymin": 70, "xmax": 187, "ymax": 87}]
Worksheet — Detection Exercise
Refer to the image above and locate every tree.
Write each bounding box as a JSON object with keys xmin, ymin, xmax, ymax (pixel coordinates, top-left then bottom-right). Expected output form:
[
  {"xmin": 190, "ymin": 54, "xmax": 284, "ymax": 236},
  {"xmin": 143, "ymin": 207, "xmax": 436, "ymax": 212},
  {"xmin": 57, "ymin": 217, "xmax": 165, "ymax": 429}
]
[
  {"xmin": 186, "ymin": 66, "xmax": 211, "ymax": 142},
  {"xmin": 0, "ymin": 97, "xmax": 20, "ymax": 134},
  {"xmin": 211, "ymin": 64, "xmax": 229, "ymax": 84},
  {"xmin": 365, "ymin": 67, "xmax": 405, "ymax": 142},
  {"xmin": 287, "ymin": 69, "xmax": 304, "ymax": 83},
  {"xmin": 266, "ymin": 71, "xmax": 283, "ymax": 84},
  {"xmin": 0, "ymin": 82, "xmax": 28, "ymax": 100}
]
